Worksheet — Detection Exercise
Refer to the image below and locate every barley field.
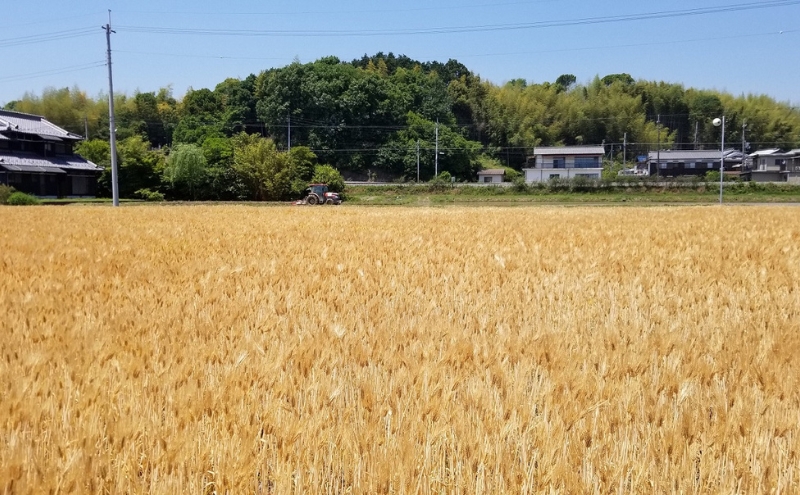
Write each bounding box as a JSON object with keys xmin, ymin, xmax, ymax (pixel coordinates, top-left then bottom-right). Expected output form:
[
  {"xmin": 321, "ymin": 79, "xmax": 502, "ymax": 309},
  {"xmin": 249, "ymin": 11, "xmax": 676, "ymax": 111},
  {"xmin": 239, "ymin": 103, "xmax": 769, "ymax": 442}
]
[{"xmin": 1, "ymin": 205, "xmax": 799, "ymax": 494}]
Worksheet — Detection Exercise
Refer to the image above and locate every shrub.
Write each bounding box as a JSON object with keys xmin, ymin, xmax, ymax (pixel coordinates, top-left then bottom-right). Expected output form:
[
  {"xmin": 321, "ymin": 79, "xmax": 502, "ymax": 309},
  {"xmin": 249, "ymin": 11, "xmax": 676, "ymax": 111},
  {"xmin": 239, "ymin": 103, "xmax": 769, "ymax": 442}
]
[
  {"xmin": 511, "ymin": 176, "xmax": 529, "ymax": 193},
  {"xmin": 0, "ymin": 184, "xmax": 15, "ymax": 204},
  {"xmin": 6, "ymin": 191, "xmax": 41, "ymax": 205},
  {"xmin": 134, "ymin": 188, "xmax": 165, "ymax": 202},
  {"xmin": 428, "ymin": 172, "xmax": 453, "ymax": 192},
  {"xmin": 311, "ymin": 164, "xmax": 345, "ymax": 193}
]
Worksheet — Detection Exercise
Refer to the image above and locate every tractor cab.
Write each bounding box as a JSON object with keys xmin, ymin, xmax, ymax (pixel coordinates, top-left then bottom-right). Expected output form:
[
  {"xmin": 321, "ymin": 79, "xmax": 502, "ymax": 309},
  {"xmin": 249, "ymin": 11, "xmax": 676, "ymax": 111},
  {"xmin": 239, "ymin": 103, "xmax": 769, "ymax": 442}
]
[{"xmin": 301, "ymin": 183, "xmax": 342, "ymax": 205}]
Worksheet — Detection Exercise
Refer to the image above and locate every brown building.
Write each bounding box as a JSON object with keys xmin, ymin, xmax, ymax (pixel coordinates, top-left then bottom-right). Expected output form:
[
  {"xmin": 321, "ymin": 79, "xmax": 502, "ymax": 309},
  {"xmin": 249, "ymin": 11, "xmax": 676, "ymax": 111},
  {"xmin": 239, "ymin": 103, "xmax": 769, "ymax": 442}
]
[{"xmin": 0, "ymin": 110, "xmax": 101, "ymax": 197}]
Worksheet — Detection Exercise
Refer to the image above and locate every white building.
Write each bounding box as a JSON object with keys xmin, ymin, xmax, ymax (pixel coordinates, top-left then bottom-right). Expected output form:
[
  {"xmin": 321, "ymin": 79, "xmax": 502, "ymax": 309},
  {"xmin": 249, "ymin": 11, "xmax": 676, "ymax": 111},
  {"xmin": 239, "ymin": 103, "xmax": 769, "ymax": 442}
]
[
  {"xmin": 748, "ymin": 148, "xmax": 800, "ymax": 182},
  {"xmin": 522, "ymin": 146, "xmax": 604, "ymax": 183},
  {"xmin": 477, "ymin": 169, "xmax": 505, "ymax": 183}
]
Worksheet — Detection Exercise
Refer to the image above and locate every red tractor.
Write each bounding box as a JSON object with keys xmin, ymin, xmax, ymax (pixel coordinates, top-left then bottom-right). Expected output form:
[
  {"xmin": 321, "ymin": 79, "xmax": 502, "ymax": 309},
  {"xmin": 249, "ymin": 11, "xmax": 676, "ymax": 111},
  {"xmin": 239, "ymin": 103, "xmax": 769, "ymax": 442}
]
[{"xmin": 296, "ymin": 183, "xmax": 342, "ymax": 205}]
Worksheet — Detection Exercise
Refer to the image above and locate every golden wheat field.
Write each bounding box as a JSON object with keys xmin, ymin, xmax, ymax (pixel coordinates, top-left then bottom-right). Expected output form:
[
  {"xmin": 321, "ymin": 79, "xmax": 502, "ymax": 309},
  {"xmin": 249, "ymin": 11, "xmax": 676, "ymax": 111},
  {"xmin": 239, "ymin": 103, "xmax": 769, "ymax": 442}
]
[{"xmin": 1, "ymin": 204, "xmax": 799, "ymax": 494}]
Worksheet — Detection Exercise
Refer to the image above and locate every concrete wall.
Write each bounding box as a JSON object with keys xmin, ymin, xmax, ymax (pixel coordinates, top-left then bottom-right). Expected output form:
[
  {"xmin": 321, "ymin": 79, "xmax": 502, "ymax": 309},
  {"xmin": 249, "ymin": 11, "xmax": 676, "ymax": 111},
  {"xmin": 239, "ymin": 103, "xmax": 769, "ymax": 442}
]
[{"xmin": 523, "ymin": 168, "xmax": 602, "ymax": 183}]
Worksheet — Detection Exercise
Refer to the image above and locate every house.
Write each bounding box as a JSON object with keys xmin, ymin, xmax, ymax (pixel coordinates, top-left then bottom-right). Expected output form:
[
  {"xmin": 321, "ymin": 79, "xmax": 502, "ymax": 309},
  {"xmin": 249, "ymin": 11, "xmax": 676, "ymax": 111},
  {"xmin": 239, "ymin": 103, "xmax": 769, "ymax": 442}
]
[
  {"xmin": 0, "ymin": 110, "xmax": 101, "ymax": 197},
  {"xmin": 477, "ymin": 169, "xmax": 505, "ymax": 183},
  {"xmin": 522, "ymin": 146, "xmax": 604, "ymax": 183},
  {"xmin": 647, "ymin": 149, "xmax": 743, "ymax": 177},
  {"xmin": 747, "ymin": 148, "xmax": 800, "ymax": 182}
]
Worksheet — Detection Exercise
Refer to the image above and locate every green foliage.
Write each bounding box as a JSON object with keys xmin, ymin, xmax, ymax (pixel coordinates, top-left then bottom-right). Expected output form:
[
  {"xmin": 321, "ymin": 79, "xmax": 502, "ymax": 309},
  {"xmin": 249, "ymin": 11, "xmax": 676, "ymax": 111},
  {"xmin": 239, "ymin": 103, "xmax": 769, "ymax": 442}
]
[
  {"xmin": 602, "ymin": 160, "xmax": 625, "ymax": 180},
  {"xmin": 75, "ymin": 139, "xmax": 111, "ymax": 168},
  {"xmin": 114, "ymin": 136, "xmax": 166, "ymax": 198},
  {"xmin": 0, "ymin": 185, "xmax": 15, "ymax": 204},
  {"xmin": 8, "ymin": 53, "xmax": 800, "ymax": 201},
  {"xmin": 134, "ymin": 188, "xmax": 165, "ymax": 202},
  {"xmin": 511, "ymin": 176, "xmax": 529, "ymax": 192},
  {"xmin": 7, "ymin": 191, "xmax": 41, "ymax": 205},
  {"xmin": 705, "ymin": 170, "xmax": 722, "ymax": 183},
  {"xmin": 231, "ymin": 134, "xmax": 316, "ymax": 201},
  {"xmin": 312, "ymin": 164, "xmax": 345, "ymax": 193},
  {"xmin": 164, "ymin": 144, "xmax": 207, "ymax": 199}
]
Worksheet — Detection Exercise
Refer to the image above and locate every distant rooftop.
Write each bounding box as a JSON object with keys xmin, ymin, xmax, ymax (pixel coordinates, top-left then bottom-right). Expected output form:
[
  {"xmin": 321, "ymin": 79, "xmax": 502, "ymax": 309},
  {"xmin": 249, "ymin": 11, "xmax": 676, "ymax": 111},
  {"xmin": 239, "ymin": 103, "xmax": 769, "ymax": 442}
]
[
  {"xmin": 0, "ymin": 109, "xmax": 84, "ymax": 141},
  {"xmin": 647, "ymin": 149, "xmax": 742, "ymax": 161}
]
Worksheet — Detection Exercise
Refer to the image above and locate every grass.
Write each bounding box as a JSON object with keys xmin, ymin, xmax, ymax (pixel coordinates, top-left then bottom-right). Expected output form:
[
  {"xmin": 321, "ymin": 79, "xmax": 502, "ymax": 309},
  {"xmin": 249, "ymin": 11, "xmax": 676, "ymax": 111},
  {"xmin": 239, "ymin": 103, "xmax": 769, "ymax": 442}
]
[{"xmin": 1, "ymin": 205, "xmax": 799, "ymax": 493}]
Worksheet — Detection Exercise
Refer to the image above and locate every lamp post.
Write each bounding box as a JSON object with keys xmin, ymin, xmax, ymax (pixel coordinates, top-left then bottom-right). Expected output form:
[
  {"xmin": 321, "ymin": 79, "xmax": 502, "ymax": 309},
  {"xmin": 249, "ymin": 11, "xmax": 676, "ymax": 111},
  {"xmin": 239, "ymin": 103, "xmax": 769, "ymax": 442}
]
[{"xmin": 713, "ymin": 116, "xmax": 725, "ymax": 204}]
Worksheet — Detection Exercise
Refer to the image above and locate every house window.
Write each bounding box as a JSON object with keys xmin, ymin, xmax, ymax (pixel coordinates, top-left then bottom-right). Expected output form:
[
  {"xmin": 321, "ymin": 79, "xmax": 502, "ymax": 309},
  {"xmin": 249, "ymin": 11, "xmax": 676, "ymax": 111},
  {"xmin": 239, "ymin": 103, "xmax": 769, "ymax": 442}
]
[
  {"xmin": 574, "ymin": 156, "xmax": 598, "ymax": 168},
  {"xmin": 659, "ymin": 163, "xmax": 667, "ymax": 169},
  {"xmin": 483, "ymin": 176, "xmax": 493, "ymax": 183},
  {"xmin": 552, "ymin": 157, "xmax": 565, "ymax": 168},
  {"xmin": 686, "ymin": 163, "xmax": 696, "ymax": 169},
  {"xmin": 576, "ymin": 173, "xmax": 599, "ymax": 179},
  {"xmin": 549, "ymin": 174, "xmax": 561, "ymax": 179}
]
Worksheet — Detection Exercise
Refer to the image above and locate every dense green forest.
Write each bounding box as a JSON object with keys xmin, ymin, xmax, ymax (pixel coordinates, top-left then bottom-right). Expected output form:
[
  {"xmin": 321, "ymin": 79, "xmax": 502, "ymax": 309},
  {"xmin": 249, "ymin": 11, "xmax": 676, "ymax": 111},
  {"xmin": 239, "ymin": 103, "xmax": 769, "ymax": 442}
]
[{"xmin": 5, "ymin": 53, "xmax": 800, "ymax": 200}]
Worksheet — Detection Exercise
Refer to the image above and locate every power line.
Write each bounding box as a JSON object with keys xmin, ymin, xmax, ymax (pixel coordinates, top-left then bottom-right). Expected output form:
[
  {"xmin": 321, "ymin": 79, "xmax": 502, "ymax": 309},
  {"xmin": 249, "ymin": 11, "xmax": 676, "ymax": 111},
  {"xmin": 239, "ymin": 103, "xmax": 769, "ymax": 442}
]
[
  {"xmin": 0, "ymin": 61, "xmax": 107, "ymax": 83},
  {"xmin": 116, "ymin": 1, "xmax": 560, "ymax": 17},
  {"xmin": 0, "ymin": 27, "xmax": 98, "ymax": 48},
  {"xmin": 116, "ymin": 1, "xmax": 800, "ymax": 38}
]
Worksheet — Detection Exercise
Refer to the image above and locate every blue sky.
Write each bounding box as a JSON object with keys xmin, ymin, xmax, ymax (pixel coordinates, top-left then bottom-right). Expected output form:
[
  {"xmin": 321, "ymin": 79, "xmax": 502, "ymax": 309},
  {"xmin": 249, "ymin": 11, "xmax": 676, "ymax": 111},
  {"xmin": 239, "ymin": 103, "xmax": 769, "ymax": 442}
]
[{"xmin": 2, "ymin": 0, "xmax": 799, "ymax": 107}]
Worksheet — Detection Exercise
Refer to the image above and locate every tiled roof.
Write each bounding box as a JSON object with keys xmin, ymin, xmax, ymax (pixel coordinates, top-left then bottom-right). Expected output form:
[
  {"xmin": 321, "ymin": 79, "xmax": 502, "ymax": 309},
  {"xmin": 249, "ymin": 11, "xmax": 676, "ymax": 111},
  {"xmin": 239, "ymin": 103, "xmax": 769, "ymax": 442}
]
[
  {"xmin": 647, "ymin": 149, "xmax": 742, "ymax": 161},
  {"xmin": 748, "ymin": 148, "xmax": 790, "ymax": 157},
  {"xmin": 477, "ymin": 169, "xmax": 505, "ymax": 175},
  {"xmin": 0, "ymin": 152, "xmax": 100, "ymax": 172},
  {"xmin": 533, "ymin": 146, "xmax": 605, "ymax": 156},
  {"xmin": 0, "ymin": 110, "xmax": 83, "ymax": 141}
]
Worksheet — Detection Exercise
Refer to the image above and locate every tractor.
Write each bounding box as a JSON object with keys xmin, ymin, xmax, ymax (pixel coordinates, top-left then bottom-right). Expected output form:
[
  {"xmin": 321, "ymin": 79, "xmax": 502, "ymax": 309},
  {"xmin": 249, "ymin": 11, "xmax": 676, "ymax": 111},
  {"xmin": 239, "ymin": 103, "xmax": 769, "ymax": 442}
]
[{"xmin": 297, "ymin": 183, "xmax": 342, "ymax": 205}]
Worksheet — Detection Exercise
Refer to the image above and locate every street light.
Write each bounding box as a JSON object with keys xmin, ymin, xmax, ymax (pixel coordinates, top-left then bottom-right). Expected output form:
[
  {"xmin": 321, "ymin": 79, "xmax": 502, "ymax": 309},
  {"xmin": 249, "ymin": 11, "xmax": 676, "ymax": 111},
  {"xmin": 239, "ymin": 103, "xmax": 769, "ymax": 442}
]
[{"xmin": 713, "ymin": 116, "xmax": 725, "ymax": 204}]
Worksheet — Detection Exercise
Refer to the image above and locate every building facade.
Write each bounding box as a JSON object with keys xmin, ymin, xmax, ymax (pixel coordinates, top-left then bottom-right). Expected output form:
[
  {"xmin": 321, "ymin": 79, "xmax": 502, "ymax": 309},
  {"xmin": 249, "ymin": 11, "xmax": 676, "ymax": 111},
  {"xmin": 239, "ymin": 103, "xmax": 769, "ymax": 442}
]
[
  {"xmin": 647, "ymin": 149, "xmax": 743, "ymax": 177},
  {"xmin": 0, "ymin": 110, "xmax": 101, "ymax": 197},
  {"xmin": 522, "ymin": 146, "xmax": 604, "ymax": 183},
  {"xmin": 748, "ymin": 149, "xmax": 800, "ymax": 182},
  {"xmin": 477, "ymin": 169, "xmax": 505, "ymax": 183}
]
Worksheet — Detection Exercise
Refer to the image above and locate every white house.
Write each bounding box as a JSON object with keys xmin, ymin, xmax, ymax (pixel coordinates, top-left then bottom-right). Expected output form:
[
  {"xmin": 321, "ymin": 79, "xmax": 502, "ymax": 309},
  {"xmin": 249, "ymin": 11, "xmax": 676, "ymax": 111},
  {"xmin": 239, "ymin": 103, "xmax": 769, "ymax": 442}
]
[
  {"xmin": 477, "ymin": 168, "xmax": 505, "ymax": 183},
  {"xmin": 522, "ymin": 146, "xmax": 604, "ymax": 183},
  {"xmin": 748, "ymin": 148, "xmax": 799, "ymax": 182}
]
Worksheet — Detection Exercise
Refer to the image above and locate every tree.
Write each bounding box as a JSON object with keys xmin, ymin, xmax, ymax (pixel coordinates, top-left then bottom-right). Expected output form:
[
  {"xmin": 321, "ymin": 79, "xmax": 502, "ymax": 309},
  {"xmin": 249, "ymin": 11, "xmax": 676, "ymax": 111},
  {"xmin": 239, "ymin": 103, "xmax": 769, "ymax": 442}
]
[
  {"xmin": 231, "ymin": 134, "xmax": 316, "ymax": 201},
  {"xmin": 164, "ymin": 144, "xmax": 207, "ymax": 199},
  {"xmin": 312, "ymin": 164, "xmax": 345, "ymax": 192},
  {"xmin": 555, "ymin": 74, "xmax": 577, "ymax": 92}
]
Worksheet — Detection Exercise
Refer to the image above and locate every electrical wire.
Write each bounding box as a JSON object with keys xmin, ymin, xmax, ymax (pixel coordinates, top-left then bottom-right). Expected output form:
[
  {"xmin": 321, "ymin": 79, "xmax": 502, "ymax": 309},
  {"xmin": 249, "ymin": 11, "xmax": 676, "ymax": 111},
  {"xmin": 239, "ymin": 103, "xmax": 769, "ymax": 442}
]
[
  {"xmin": 116, "ymin": 1, "xmax": 800, "ymax": 38},
  {"xmin": 0, "ymin": 61, "xmax": 107, "ymax": 83},
  {"xmin": 0, "ymin": 27, "xmax": 98, "ymax": 48}
]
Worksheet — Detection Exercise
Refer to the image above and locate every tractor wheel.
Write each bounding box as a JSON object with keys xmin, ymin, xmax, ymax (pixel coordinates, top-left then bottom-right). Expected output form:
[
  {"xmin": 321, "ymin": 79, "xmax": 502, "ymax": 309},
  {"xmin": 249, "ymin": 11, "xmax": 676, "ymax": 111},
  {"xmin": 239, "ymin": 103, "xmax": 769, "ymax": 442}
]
[
  {"xmin": 307, "ymin": 195, "xmax": 319, "ymax": 205},
  {"xmin": 325, "ymin": 198, "xmax": 334, "ymax": 205}
]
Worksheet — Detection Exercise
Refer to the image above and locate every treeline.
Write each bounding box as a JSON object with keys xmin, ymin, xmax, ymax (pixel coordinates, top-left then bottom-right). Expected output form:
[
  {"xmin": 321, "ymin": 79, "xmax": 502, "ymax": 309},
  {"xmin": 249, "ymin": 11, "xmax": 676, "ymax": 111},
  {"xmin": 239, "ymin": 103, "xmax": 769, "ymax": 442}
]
[{"xmin": 5, "ymin": 52, "xmax": 800, "ymax": 198}]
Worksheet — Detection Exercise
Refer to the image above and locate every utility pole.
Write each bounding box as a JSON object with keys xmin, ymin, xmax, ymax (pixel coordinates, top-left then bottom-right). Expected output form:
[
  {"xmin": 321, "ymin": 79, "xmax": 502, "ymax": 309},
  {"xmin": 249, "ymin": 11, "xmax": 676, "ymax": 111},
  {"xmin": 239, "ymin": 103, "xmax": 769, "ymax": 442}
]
[
  {"xmin": 287, "ymin": 114, "xmax": 291, "ymax": 151},
  {"xmin": 434, "ymin": 120, "xmax": 439, "ymax": 177},
  {"xmin": 655, "ymin": 115, "xmax": 661, "ymax": 178},
  {"xmin": 84, "ymin": 116, "xmax": 89, "ymax": 140},
  {"xmin": 623, "ymin": 132, "xmax": 627, "ymax": 168},
  {"xmin": 416, "ymin": 139, "xmax": 420, "ymax": 182},
  {"xmin": 104, "ymin": 11, "xmax": 119, "ymax": 207},
  {"xmin": 741, "ymin": 121, "xmax": 748, "ymax": 171},
  {"xmin": 694, "ymin": 121, "xmax": 699, "ymax": 149}
]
